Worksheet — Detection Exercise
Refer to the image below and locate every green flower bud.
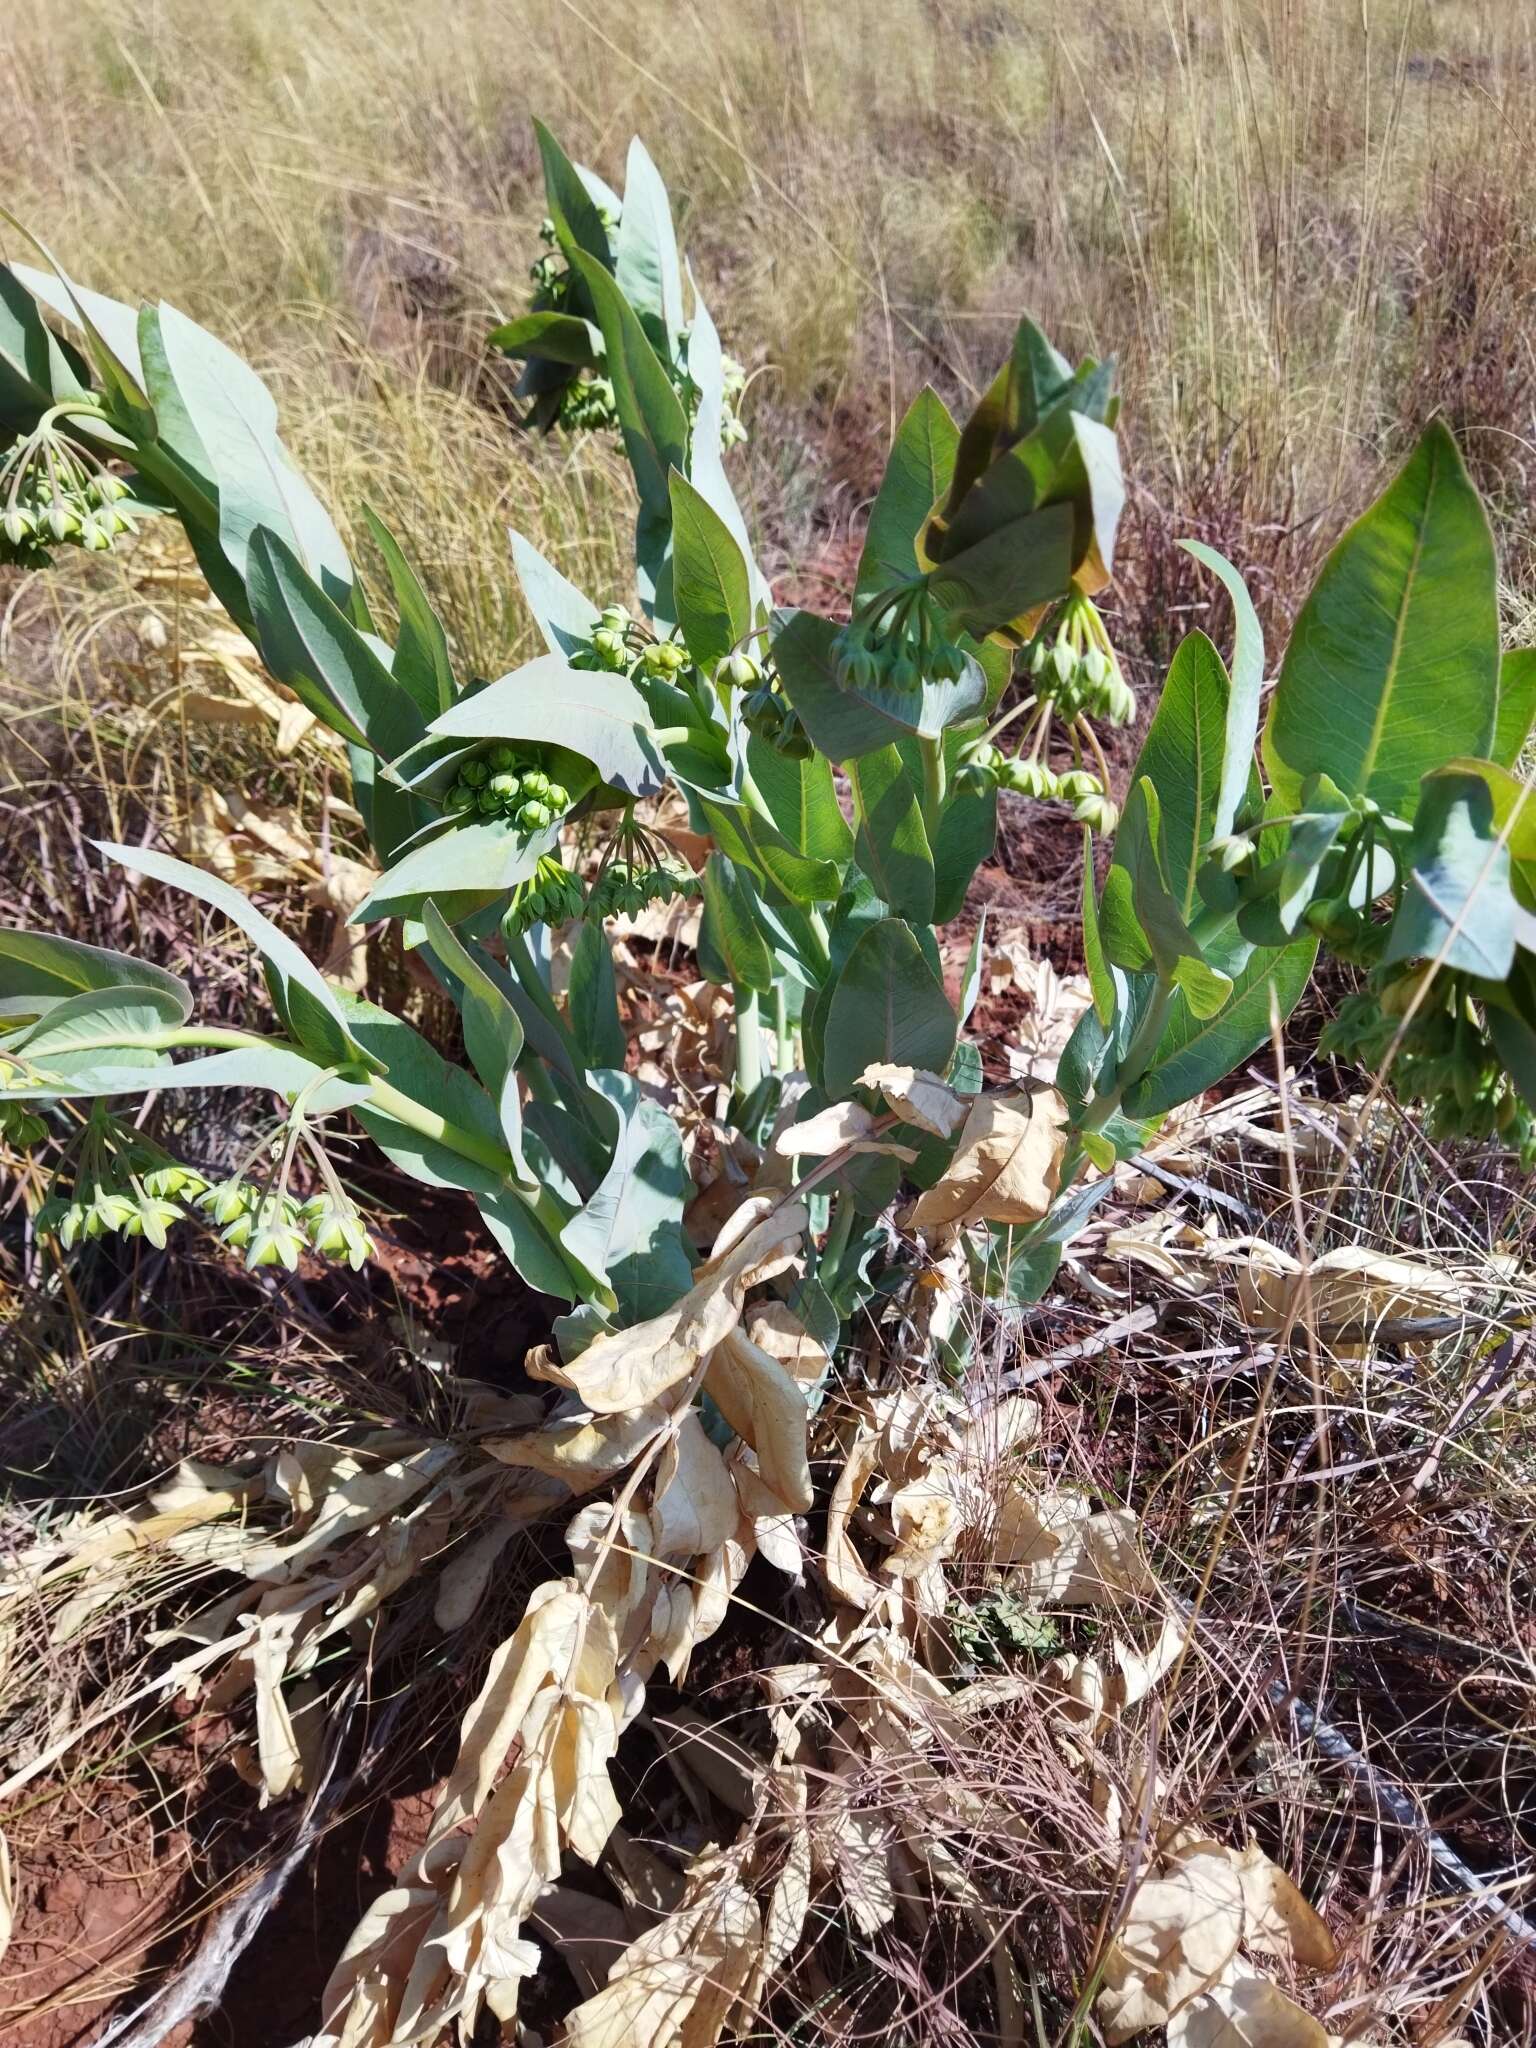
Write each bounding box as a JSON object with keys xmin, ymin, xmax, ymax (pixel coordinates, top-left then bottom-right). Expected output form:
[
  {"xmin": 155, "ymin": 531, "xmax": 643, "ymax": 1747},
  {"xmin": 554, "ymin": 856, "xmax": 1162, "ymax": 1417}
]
[
  {"xmin": 1051, "ymin": 641, "xmax": 1076, "ymax": 687},
  {"xmin": 1105, "ymin": 677, "xmax": 1136, "ymax": 726},
  {"xmin": 486, "ymin": 742, "xmax": 519, "ymax": 771},
  {"xmin": 200, "ymin": 1178, "xmax": 251, "ymax": 1226},
  {"xmin": 446, "ymin": 784, "xmax": 474, "ymax": 814},
  {"xmin": 91, "ymin": 1190, "xmax": 138, "ymax": 1235},
  {"xmin": 1074, "ymin": 793, "xmax": 1119, "ymax": 833},
  {"xmin": 1081, "ymin": 645, "xmax": 1109, "ymax": 689},
  {"xmin": 488, "ymin": 771, "xmax": 523, "ymax": 806},
  {"xmin": 460, "ymin": 756, "xmax": 490, "ymax": 788},
  {"xmin": 246, "ymin": 1220, "xmax": 306, "ymax": 1271},
  {"xmin": 121, "ymin": 1196, "xmax": 185, "ymax": 1248},
  {"xmin": 1058, "ymin": 769, "xmax": 1102, "ymax": 801},
  {"xmin": 518, "ymin": 800, "xmax": 552, "ymax": 831},
  {"xmin": 93, "ymin": 472, "xmax": 131, "ymax": 504},
  {"xmin": 476, "ymin": 786, "xmax": 503, "ymax": 815},
  {"xmin": 544, "ymin": 783, "xmax": 570, "ymax": 813},
  {"xmin": 142, "ymin": 1163, "xmax": 207, "ymax": 1201},
  {"xmin": 598, "ymin": 604, "xmax": 631, "ymax": 634},
  {"xmin": 715, "ymin": 651, "xmax": 762, "ymax": 689},
  {"xmin": 47, "ymin": 501, "xmax": 80, "ymax": 541},
  {"xmin": 2, "ymin": 507, "xmax": 35, "ymax": 545},
  {"xmin": 80, "ymin": 514, "xmax": 112, "ymax": 551},
  {"xmin": 520, "ymin": 769, "xmax": 550, "ymax": 797},
  {"xmin": 592, "ymin": 628, "xmax": 629, "ymax": 668}
]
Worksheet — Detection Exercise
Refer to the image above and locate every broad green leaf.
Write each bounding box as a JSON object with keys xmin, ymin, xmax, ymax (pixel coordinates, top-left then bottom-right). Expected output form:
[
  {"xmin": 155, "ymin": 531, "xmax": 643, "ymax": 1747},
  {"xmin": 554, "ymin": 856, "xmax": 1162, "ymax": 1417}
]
[
  {"xmin": 559, "ymin": 1069, "xmax": 690, "ymax": 1314},
  {"xmin": 1123, "ymin": 780, "xmax": 1232, "ymax": 1017},
  {"xmin": 0, "ymin": 928, "xmax": 190, "ymax": 1023},
  {"xmin": 147, "ymin": 300, "xmax": 352, "ymax": 604},
  {"xmin": 96, "ymin": 841, "xmax": 364, "ymax": 1061},
  {"xmin": 488, "ymin": 308, "xmax": 599, "ymax": 365},
  {"xmin": 8, "ymin": 250, "xmax": 151, "ymax": 434},
  {"xmin": 429, "ymin": 654, "xmax": 658, "ymax": 795},
  {"xmin": 566, "ymin": 921, "xmax": 627, "ymax": 1071},
  {"xmin": 1124, "ymin": 933, "xmax": 1317, "ymax": 1119},
  {"xmin": 1383, "ymin": 767, "xmax": 1516, "ymax": 978},
  {"xmin": 614, "ymin": 137, "xmax": 684, "ymax": 352},
  {"xmin": 0, "ymin": 1044, "xmax": 368, "ymax": 1105},
  {"xmin": 11, "ymin": 983, "xmax": 188, "ymax": 1056},
  {"xmin": 772, "ymin": 607, "xmax": 986, "ymax": 763},
  {"xmin": 1494, "ymin": 649, "xmax": 1536, "ymax": 770},
  {"xmin": 850, "ymin": 747, "xmax": 935, "ymax": 923},
  {"xmin": 701, "ymin": 853, "xmax": 775, "ymax": 993},
  {"xmin": 1181, "ymin": 541, "xmax": 1265, "ymax": 840},
  {"xmin": 669, "ymin": 470, "xmax": 750, "ymax": 672},
  {"xmin": 509, "ymin": 531, "xmax": 599, "ymax": 660},
  {"xmin": 684, "ymin": 286, "xmax": 765, "ymax": 607},
  {"xmin": 928, "ymin": 734, "xmax": 998, "ymax": 923},
  {"xmin": 476, "ymin": 1187, "xmax": 594, "ymax": 1304},
  {"xmin": 927, "ymin": 502, "xmax": 1075, "ymax": 638},
  {"xmin": 822, "ymin": 918, "xmax": 957, "ymax": 1097},
  {"xmin": 1440, "ymin": 756, "xmax": 1536, "ymax": 863},
  {"xmin": 1119, "ymin": 629, "xmax": 1229, "ymax": 918},
  {"xmin": 248, "ymin": 530, "xmax": 424, "ymax": 761},
  {"xmin": 856, "ymin": 387, "xmax": 959, "ymax": 601},
  {"xmin": 362, "ymin": 506, "xmax": 455, "ymax": 718},
  {"xmin": 1263, "ymin": 422, "xmax": 1499, "ymax": 816},
  {"xmin": 353, "ymin": 815, "xmax": 561, "ymax": 925},
  {"xmin": 744, "ymin": 739, "xmax": 854, "ymax": 864},
  {"xmin": 688, "ymin": 787, "xmax": 841, "ymax": 907}
]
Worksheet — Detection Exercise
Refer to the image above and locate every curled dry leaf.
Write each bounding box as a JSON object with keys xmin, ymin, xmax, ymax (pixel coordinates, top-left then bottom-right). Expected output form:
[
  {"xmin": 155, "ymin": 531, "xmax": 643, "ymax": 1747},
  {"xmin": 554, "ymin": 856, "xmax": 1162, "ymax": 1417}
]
[
  {"xmin": 1167, "ymin": 1965, "xmax": 1332, "ymax": 2048},
  {"xmin": 1230, "ymin": 1841, "xmax": 1337, "ymax": 1971},
  {"xmin": 704, "ymin": 1328, "xmax": 813, "ymax": 1510},
  {"xmin": 774, "ymin": 1100, "xmax": 917, "ymax": 1161},
  {"xmin": 744, "ymin": 1300, "xmax": 831, "ymax": 1389},
  {"xmin": 487, "ymin": 1406, "xmax": 665, "ymax": 1494},
  {"xmin": 857, "ymin": 1062, "xmax": 968, "ymax": 1138},
  {"xmin": 1238, "ymin": 1245, "xmax": 1462, "ymax": 1337},
  {"xmin": 561, "ymin": 1852, "xmax": 760, "ymax": 2048},
  {"xmin": 1100, "ymin": 1841, "xmax": 1247, "ymax": 2043},
  {"xmin": 652, "ymin": 1411, "xmax": 741, "ymax": 1558},
  {"xmin": 885, "ymin": 1460, "xmax": 964, "ymax": 1575},
  {"xmin": 995, "ymin": 1487, "xmax": 1150, "ymax": 1606},
  {"xmin": 908, "ymin": 1087, "xmax": 1070, "ymax": 1230},
  {"xmin": 532, "ymin": 1197, "xmax": 808, "ymax": 1414},
  {"xmin": 824, "ymin": 1426, "xmax": 884, "ymax": 1609}
]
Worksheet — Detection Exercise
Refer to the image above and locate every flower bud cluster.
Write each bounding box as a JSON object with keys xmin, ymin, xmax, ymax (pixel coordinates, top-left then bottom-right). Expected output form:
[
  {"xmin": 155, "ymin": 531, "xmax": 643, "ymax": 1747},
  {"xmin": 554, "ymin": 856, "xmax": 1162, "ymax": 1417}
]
[
  {"xmin": 1029, "ymin": 600, "xmax": 1135, "ymax": 726},
  {"xmin": 725, "ymin": 654, "xmax": 813, "ymax": 760},
  {"xmin": 954, "ymin": 741, "xmax": 1118, "ymax": 829},
  {"xmin": 503, "ymin": 853, "xmax": 587, "ymax": 936},
  {"xmin": 831, "ymin": 581, "xmax": 968, "ymax": 695},
  {"xmin": 194, "ymin": 1179, "xmax": 374, "ymax": 1270},
  {"xmin": 445, "ymin": 745, "xmax": 571, "ymax": 835},
  {"xmin": 1, "ymin": 429, "xmax": 137, "ymax": 569},
  {"xmin": 586, "ymin": 852, "xmax": 701, "ymax": 922}
]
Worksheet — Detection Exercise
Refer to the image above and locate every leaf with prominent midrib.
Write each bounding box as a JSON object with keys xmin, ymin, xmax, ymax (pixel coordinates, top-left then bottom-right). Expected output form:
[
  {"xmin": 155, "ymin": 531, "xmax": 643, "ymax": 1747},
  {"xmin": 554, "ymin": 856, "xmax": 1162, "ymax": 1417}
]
[
  {"xmin": 1263, "ymin": 421, "xmax": 1499, "ymax": 817},
  {"xmin": 822, "ymin": 918, "xmax": 956, "ymax": 1097}
]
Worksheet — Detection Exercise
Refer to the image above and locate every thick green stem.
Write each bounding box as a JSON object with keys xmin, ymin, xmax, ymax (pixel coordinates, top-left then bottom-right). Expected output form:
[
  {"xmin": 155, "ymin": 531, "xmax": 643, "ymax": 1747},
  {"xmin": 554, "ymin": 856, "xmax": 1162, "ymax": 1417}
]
[
  {"xmin": 919, "ymin": 734, "xmax": 947, "ymax": 839},
  {"xmin": 734, "ymin": 986, "xmax": 762, "ymax": 1096}
]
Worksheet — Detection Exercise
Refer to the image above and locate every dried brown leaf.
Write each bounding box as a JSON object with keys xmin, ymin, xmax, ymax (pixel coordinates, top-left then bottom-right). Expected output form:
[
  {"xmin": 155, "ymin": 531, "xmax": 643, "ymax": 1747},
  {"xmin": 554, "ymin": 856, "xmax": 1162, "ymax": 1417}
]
[
  {"xmin": 908, "ymin": 1088, "xmax": 1070, "ymax": 1229},
  {"xmin": 857, "ymin": 1063, "xmax": 968, "ymax": 1138}
]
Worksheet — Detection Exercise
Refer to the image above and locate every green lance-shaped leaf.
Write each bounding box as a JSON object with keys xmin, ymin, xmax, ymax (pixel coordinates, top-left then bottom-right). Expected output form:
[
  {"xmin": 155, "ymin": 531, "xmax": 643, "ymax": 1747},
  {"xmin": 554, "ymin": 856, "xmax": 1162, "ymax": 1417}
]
[
  {"xmin": 1383, "ymin": 766, "xmax": 1517, "ymax": 980},
  {"xmin": 1180, "ymin": 541, "xmax": 1265, "ymax": 842},
  {"xmin": 509, "ymin": 531, "xmax": 600, "ymax": 661},
  {"xmin": 615, "ymin": 136, "xmax": 685, "ymax": 354},
  {"xmin": 144, "ymin": 300, "xmax": 352, "ymax": 608},
  {"xmin": 1123, "ymin": 931, "xmax": 1318, "ymax": 1120},
  {"xmin": 1494, "ymin": 648, "xmax": 1536, "ymax": 771},
  {"xmin": 685, "ymin": 785, "xmax": 840, "ymax": 907},
  {"xmin": 566, "ymin": 921, "xmax": 627, "ymax": 1073},
  {"xmin": 1081, "ymin": 831, "xmax": 1116, "ymax": 1029},
  {"xmin": 1263, "ymin": 421, "xmax": 1499, "ymax": 818},
  {"xmin": 701, "ymin": 853, "xmax": 775, "ymax": 994},
  {"xmin": 428, "ymin": 654, "xmax": 660, "ymax": 796},
  {"xmin": 1120, "ymin": 628, "xmax": 1230, "ymax": 920},
  {"xmin": 856, "ymin": 386, "xmax": 960, "ymax": 602},
  {"xmin": 94, "ymin": 841, "xmax": 370, "ymax": 1067},
  {"xmin": 350, "ymin": 812, "xmax": 569, "ymax": 928},
  {"xmin": 669, "ymin": 470, "xmax": 751, "ymax": 673},
  {"xmin": 0, "ymin": 927, "xmax": 191, "ymax": 1027},
  {"xmin": 361, "ymin": 505, "xmax": 456, "ymax": 719},
  {"xmin": 569, "ymin": 248, "xmax": 688, "ymax": 557},
  {"xmin": 421, "ymin": 903, "xmax": 531, "ymax": 1175},
  {"xmin": 684, "ymin": 283, "xmax": 766, "ymax": 610},
  {"xmin": 248, "ymin": 529, "xmax": 425, "ymax": 762},
  {"xmin": 0, "ymin": 264, "xmax": 92, "ymax": 431},
  {"xmin": 9, "ymin": 983, "xmax": 189, "ymax": 1056},
  {"xmin": 927, "ymin": 502, "xmax": 1077, "ymax": 640},
  {"xmin": 532, "ymin": 120, "xmax": 616, "ymax": 275},
  {"xmin": 8, "ymin": 246, "xmax": 152, "ymax": 437},
  {"xmin": 1120, "ymin": 779, "xmax": 1233, "ymax": 1018},
  {"xmin": 821, "ymin": 917, "xmax": 957, "ymax": 1098},
  {"xmin": 849, "ymin": 746, "xmax": 935, "ymax": 924},
  {"xmin": 771, "ymin": 608, "xmax": 987, "ymax": 763}
]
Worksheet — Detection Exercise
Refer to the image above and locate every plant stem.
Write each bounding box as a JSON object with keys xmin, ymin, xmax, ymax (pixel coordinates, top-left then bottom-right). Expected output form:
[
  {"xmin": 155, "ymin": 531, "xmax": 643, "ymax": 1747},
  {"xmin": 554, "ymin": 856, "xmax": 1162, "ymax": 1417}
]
[
  {"xmin": 919, "ymin": 734, "xmax": 947, "ymax": 838},
  {"xmin": 819, "ymin": 1189, "xmax": 856, "ymax": 1291},
  {"xmin": 734, "ymin": 985, "xmax": 762, "ymax": 1096}
]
